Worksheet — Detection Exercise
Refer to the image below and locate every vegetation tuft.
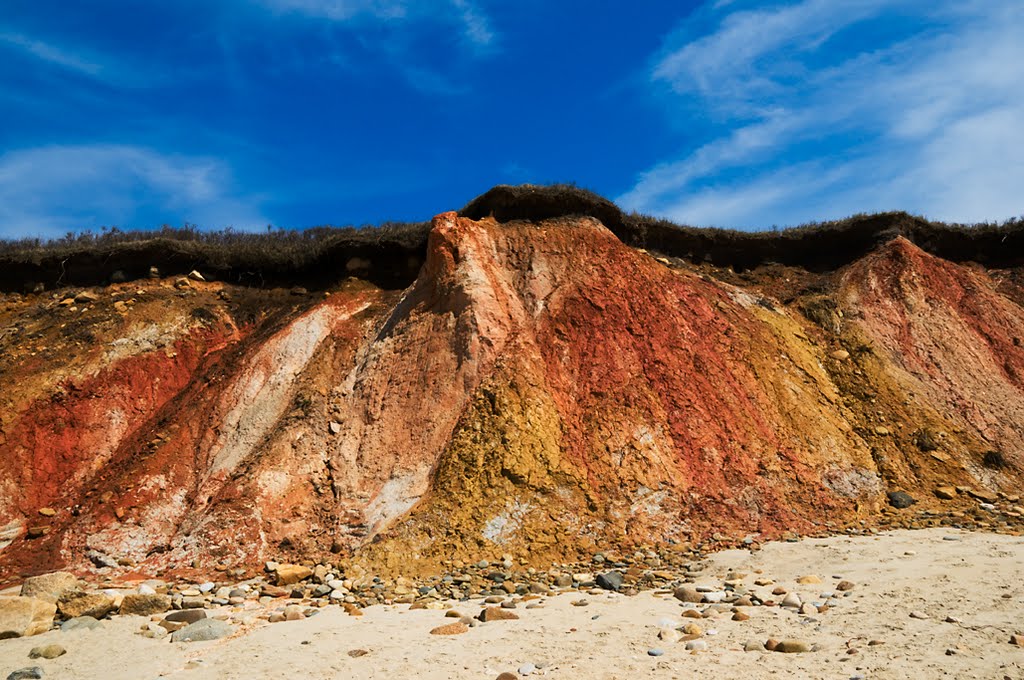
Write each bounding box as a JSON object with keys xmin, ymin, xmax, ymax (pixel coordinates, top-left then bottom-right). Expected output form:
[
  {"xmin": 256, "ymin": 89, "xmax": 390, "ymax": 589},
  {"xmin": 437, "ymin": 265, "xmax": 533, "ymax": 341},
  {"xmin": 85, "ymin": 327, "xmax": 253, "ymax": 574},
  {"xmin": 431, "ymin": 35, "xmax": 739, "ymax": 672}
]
[{"xmin": 2, "ymin": 183, "xmax": 1022, "ymax": 293}]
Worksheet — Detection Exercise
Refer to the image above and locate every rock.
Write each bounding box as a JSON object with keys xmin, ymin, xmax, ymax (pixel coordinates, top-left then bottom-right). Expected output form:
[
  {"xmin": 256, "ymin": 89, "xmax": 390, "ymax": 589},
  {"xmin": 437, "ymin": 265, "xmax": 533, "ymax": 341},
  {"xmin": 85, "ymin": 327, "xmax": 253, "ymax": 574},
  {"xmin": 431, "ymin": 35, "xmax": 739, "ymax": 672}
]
[
  {"xmin": 6, "ymin": 668, "xmax": 43, "ymax": 680},
  {"xmin": 328, "ymin": 421, "xmax": 342, "ymax": 434},
  {"xmin": 164, "ymin": 609, "xmax": 207, "ymax": 624},
  {"xmin": 682, "ymin": 622, "xmax": 702, "ymax": 636},
  {"xmin": 198, "ymin": 582, "xmax": 215, "ymax": 593},
  {"xmin": 74, "ymin": 291, "xmax": 100, "ymax": 304},
  {"xmin": 430, "ymin": 622, "xmax": 469, "ymax": 635},
  {"xmin": 85, "ymin": 551, "xmax": 118, "ymax": 570},
  {"xmin": 836, "ymin": 580, "xmax": 855, "ymax": 591},
  {"xmin": 274, "ymin": 564, "xmax": 312, "ymax": 586},
  {"xmin": 909, "ymin": 611, "xmax": 930, "ymax": 619},
  {"xmin": 170, "ymin": 618, "xmax": 233, "ymax": 642},
  {"xmin": 284, "ymin": 605, "xmax": 304, "ymax": 621},
  {"xmin": 518, "ymin": 662, "xmax": 537, "ymax": 676},
  {"xmin": 743, "ymin": 640, "xmax": 763, "ymax": 652},
  {"xmin": 732, "ymin": 612, "xmax": 750, "ymax": 621},
  {"xmin": 19, "ymin": 573, "xmax": 79, "ymax": 603},
  {"xmin": 596, "ymin": 571, "xmax": 624, "ymax": 591},
  {"xmin": 478, "ymin": 607, "xmax": 519, "ymax": 622},
  {"xmin": 496, "ymin": 675, "xmax": 518, "ymax": 680},
  {"xmin": 673, "ymin": 586, "xmax": 703, "ymax": 603},
  {"xmin": 0, "ymin": 597, "xmax": 57, "ymax": 638},
  {"xmin": 935, "ymin": 487, "xmax": 957, "ymax": 500},
  {"xmin": 887, "ymin": 491, "xmax": 916, "ymax": 509},
  {"xmin": 28, "ymin": 645, "xmax": 65, "ymax": 659},
  {"xmin": 187, "ymin": 270, "xmax": 205, "ymax": 282},
  {"xmin": 119, "ymin": 594, "xmax": 171, "ymax": 616},
  {"xmin": 781, "ymin": 592, "xmax": 802, "ymax": 608},
  {"xmin": 685, "ymin": 639, "xmax": 708, "ymax": 651},
  {"xmin": 60, "ymin": 616, "xmax": 100, "ymax": 633},
  {"xmin": 647, "ymin": 648, "xmax": 664, "ymax": 657},
  {"xmin": 1010, "ymin": 633, "xmax": 1023, "ymax": 646},
  {"xmin": 775, "ymin": 639, "xmax": 811, "ymax": 653},
  {"xmin": 37, "ymin": 508, "xmax": 55, "ymax": 517},
  {"xmin": 348, "ymin": 649, "xmax": 369, "ymax": 657},
  {"xmin": 658, "ymin": 627, "xmax": 680, "ymax": 643},
  {"xmin": 554, "ymin": 574, "xmax": 573, "ymax": 587},
  {"xmin": 797, "ymin": 575, "xmax": 822, "ymax": 584},
  {"xmin": 681, "ymin": 608, "xmax": 703, "ymax": 619}
]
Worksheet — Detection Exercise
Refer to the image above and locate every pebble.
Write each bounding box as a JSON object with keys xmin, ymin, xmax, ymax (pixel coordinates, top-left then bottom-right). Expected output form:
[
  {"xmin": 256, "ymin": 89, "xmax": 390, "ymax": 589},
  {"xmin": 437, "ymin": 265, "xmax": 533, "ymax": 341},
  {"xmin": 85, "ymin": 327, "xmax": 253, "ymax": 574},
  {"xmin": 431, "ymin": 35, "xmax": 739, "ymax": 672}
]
[
  {"xmin": 909, "ymin": 611, "xmax": 930, "ymax": 619},
  {"xmin": 685, "ymin": 640, "xmax": 708, "ymax": 651},
  {"xmin": 781, "ymin": 592, "xmax": 802, "ymax": 608},
  {"xmin": 743, "ymin": 640, "xmax": 763, "ymax": 652},
  {"xmin": 518, "ymin": 662, "xmax": 537, "ymax": 675},
  {"xmin": 347, "ymin": 649, "xmax": 369, "ymax": 658},
  {"xmin": 170, "ymin": 618, "xmax": 233, "ymax": 642},
  {"xmin": 496, "ymin": 674, "xmax": 518, "ymax": 680},
  {"xmin": 647, "ymin": 648, "xmax": 664, "ymax": 657},
  {"xmin": 774, "ymin": 639, "xmax": 811, "ymax": 653},
  {"xmin": 429, "ymin": 622, "xmax": 469, "ymax": 635},
  {"xmin": 28, "ymin": 645, "xmax": 65, "ymax": 660},
  {"xmin": 60, "ymin": 616, "xmax": 101, "ymax": 633},
  {"xmin": 6, "ymin": 669, "xmax": 43, "ymax": 680}
]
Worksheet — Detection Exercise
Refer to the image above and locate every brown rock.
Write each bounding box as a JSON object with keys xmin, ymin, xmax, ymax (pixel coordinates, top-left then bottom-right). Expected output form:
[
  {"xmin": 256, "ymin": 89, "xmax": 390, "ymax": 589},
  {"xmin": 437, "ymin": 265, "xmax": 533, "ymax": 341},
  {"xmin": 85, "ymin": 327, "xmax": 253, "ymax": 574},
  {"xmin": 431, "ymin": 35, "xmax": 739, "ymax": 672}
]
[
  {"xmin": 37, "ymin": 508, "xmax": 56, "ymax": 517},
  {"xmin": 274, "ymin": 564, "xmax": 313, "ymax": 586},
  {"xmin": 836, "ymin": 580, "xmax": 855, "ymax": 592},
  {"xmin": 775, "ymin": 639, "xmax": 812, "ymax": 653},
  {"xmin": 119, "ymin": 594, "xmax": 171, "ymax": 616},
  {"xmin": 0, "ymin": 597, "xmax": 57, "ymax": 638},
  {"xmin": 430, "ymin": 622, "xmax": 469, "ymax": 635},
  {"xmin": 28, "ymin": 643, "xmax": 66, "ymax": 659},
  {"xmin": 673, "ymin": 586, "xmax": 703, "ymax": 603},
  {"xmin": 1010, "ymin": 634, "xmax": 1023, "ymax": 647},
  {"xmin": 496, "ymin": 674, "xmax": 518, "ymax": 680},
  {"xmin": 19, "ymin": 572, "xmax": 79, "ymax": 603},
  {"xmin": 732, "ymin": 611, "xmax": 750, "ymax": 621},
  {"xmin": 343, "ymin": 603, "xmax": 363, "ymax": 617},
  {"xmin": 478, "ymin": 606, "xmax": 519, "ymax": 622},
  {"xmin": 682, "ymin": 609, "xmax": 703, "ymax": 619},
  {"xmin": 164, "ymin": 609, "xmax": 206, "ymax": 624},
  {"xmin": 57, "ymin": 592, "xmax": 116, "ymax": 620},
  {"xmin": 764, "ymin": 639, "xmax": 780, "ymax": 651},
  {"xmin": 797, "ymin": 575, "xmax": 822, "ymax": 585},
  {"xmin": 935, "ymin": 487, "xmax": 957, "ymax": 500},
  {"xmin": 348, "ymin": 649, "xmax": 369, "ymax": 657}
]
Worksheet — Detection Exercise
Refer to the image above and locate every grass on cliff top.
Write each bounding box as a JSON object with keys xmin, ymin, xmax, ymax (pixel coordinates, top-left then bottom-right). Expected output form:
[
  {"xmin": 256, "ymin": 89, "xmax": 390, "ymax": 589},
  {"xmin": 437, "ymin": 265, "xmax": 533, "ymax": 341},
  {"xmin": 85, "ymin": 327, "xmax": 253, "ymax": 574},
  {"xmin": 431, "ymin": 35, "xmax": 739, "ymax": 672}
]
[{"xmin": 1, "ymin": 183, "xmax": 1022, "ymax": 292}]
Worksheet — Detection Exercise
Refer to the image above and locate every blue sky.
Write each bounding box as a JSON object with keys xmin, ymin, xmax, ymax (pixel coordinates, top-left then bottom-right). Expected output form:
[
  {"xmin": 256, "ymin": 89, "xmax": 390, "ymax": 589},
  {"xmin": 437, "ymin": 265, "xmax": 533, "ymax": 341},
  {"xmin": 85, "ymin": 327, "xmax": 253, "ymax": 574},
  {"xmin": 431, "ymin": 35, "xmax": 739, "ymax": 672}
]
[{"xmin": 1, "ymin": 0, "xmax": 1022, "ymax": 237}]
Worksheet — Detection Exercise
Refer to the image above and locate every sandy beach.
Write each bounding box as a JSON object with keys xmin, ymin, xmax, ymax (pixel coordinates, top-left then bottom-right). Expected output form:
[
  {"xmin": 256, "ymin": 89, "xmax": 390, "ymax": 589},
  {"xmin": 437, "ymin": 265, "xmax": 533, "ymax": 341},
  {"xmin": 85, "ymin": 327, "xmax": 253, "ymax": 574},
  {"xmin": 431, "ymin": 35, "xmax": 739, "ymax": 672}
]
[{"xmin": 2, "ymin": 528, "xmax": 1023, "ymax": 679}]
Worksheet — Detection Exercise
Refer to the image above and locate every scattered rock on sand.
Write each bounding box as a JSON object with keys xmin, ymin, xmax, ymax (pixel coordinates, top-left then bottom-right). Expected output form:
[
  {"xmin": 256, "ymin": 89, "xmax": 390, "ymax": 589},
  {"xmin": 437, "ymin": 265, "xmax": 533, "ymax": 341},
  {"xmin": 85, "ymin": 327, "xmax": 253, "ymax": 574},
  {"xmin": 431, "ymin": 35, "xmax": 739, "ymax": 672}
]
[
  {"xmin": 28, "ymin": 644, "xmax": 66, "ymax": 659},
  {"xmin": 57, "ymin": 592, "xmax": 115, "ymax": 620},
  {"xmin": 673, "ymin": 586, "xmax": 703, "ymax": 603},
  {"xmin": 274, "ymin": 564, "xmax": 313, "ymax": 586},
  {"xmin": 170, "ymin": 618, "xmax": 233, "ymax": 643},
  {"xmin": 518, "ymin": 662, "xmax": 536, "ymax": 675},
  {"xmin": 429, "ymin": 622, "xmax": 469, "ymax": 635},
  {"xmin": 685, "ymin": 639, "xmax": 708, "ymax": 651},
  {"xmin": 744, "ymin": 640, "xmax": 763, "ymax": 652},
  {"xmin": 797, "ymin": 575, "xmax": 822, "ymax": 584},
  {"xmin": 909, "ymin": 611, "xmax": 930, "ymax": 620},
  {"xmin": 596, "ymin": 571, "xmax": 624, "ymax": 591},
  {"xmin": 164, "ymin": 609, "xmax": 207, "ymax": 624},
  {"xmin": 347, "ymin": 649, "xmax": 369, "ymax": 657},
  {"xmin": 496, "ymin": 674, "xmax": 518, "ymax": 680},
  {"xmin": 774, "ymin": 639, "xmax": 812, "ymax": 653},
  {"xmin": 60, "ymin": 616, "xmax": 101, "ymax": 633},
  {"xmin": 0, "ymin": 597, "xmax": 57, "ymax": 638},
  {"xmin": 119, "ymin": 594, "xmax": 171, "ymax": 616},
  {"xmin": 6, "ymin": 668, "xmax": 43, "ymax": 680},
  {"xmin": 836, "ymin": 580, "xmax": 855, "ymax": 591},
  {"xmin": 19, "ymin": 573, "xmax": 79, "ymax": 603},
  {"xmin": 647, "ymin": 648, "xmax": 664, "ymax": 656},
  {"xmin": 478, "ymin": 607, "xmax": 519, "ymax": 622},
  {"xmin": 1010, "ymin": 633, "xmax": 1023, "ymax": 647}
]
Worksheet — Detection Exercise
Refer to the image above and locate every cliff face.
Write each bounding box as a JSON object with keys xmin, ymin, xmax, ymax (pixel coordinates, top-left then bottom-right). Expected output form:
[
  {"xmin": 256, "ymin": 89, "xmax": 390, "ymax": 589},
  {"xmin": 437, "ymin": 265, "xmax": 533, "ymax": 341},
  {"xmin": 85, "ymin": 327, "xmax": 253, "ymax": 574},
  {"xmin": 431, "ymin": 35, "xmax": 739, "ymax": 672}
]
[{"xmin": 0, "ymin": 211, "xmax": 1021, "ymax": 581}]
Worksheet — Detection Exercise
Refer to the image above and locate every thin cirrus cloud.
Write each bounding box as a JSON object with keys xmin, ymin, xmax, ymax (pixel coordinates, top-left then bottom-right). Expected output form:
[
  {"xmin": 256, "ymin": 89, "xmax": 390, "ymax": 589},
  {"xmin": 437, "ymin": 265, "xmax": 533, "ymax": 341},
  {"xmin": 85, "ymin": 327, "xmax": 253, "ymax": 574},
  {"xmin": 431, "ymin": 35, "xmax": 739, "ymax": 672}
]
[
  {"xmin": 619, "ymin": 0, "xmax": 1024, "ymax": 228},
  {"xmin": 0, "ymin": 31, "xmax": 103, "ymax": 77},
  {"xmin": 256, "ymin": 0, "xmax": 495, "ymax": 47},
  {"xmin": 0, "ymin": 145, "xmax": 269, "ymax": 239}
]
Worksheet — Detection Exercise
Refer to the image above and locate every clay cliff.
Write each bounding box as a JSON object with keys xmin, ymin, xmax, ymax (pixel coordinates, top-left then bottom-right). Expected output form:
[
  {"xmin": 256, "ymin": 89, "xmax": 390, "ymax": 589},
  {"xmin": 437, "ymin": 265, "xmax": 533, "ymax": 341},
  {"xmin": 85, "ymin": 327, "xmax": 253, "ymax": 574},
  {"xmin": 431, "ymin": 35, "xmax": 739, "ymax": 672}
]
[{"xmin": 1, "ymin": 188, "xmax": 1022, "ymax": 583}]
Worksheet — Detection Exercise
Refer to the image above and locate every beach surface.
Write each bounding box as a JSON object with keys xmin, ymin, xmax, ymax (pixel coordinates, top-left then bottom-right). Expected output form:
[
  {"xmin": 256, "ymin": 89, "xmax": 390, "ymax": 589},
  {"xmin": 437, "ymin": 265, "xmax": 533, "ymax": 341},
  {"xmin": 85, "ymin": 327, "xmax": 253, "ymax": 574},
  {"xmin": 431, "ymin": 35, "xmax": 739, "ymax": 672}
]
[{"xmin": 2, "ymin": 528, "xmax": 1023, "ymax": 679}]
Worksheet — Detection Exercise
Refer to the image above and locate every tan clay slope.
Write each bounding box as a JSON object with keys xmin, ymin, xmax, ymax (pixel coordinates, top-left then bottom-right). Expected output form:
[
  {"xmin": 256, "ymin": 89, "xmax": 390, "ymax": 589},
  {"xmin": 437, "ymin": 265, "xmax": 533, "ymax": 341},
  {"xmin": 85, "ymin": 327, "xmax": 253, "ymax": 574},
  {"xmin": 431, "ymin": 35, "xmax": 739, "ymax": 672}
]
[{"xmin": 0, "ymin": 214, "xmax": 1021, "ymax": 582}]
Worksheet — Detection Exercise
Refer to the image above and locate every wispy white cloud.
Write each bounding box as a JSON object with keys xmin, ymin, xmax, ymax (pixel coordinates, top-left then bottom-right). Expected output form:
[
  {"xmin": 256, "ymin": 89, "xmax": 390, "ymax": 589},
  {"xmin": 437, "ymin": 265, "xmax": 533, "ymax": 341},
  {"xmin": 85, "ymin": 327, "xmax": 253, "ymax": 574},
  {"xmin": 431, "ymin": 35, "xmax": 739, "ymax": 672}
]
[
  {"xmin": 257, "ymin": 0, "xmax": 496, "ymax": 47},
  {"xmin": 621, "ymin": 0, "xmax": 1024, "ymax": 228},
  {"xmin": 0, "ymin": 31, "xmax": 103, "ymax": 76},
  {"xmin": 0, "ymin": 145, "xmax": 269, "ymax": 238}
]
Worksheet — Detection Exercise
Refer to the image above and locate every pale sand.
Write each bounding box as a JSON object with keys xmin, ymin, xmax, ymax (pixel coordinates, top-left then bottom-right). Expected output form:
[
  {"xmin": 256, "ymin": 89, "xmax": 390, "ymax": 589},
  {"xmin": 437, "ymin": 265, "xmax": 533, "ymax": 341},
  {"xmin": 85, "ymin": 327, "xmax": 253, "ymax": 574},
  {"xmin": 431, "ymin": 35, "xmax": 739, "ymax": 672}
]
[{"xmin": 2, "ymin": 528, "xmax": 1023, "ymax": 679}]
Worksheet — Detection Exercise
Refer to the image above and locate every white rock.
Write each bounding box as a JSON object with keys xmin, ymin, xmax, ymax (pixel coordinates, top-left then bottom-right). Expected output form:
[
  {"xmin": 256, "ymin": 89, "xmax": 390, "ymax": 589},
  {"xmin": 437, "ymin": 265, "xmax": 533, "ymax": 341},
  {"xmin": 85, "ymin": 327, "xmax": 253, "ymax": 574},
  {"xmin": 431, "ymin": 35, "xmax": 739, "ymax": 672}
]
[
  {"xmin": 138, "ymin": 584, "xmax": 157, "ymax": 595},
  {"xmin": 685, "ymin": 640, "xmax": 709, "ymax": 651},
  {"xmin": 199, "ymin": 582, "xmax": 215, "ymax": 593}
]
